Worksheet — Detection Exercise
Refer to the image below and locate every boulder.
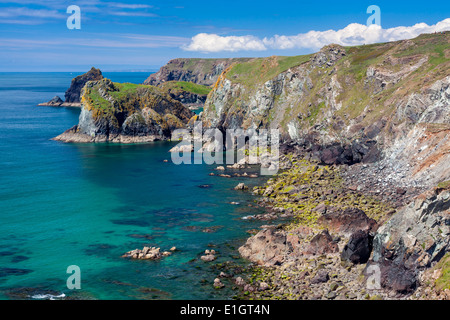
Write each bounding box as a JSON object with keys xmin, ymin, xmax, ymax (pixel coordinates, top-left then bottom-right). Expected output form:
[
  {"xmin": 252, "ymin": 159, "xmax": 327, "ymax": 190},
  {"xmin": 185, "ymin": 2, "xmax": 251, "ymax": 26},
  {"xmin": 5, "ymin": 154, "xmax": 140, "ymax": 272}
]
[
  {"xmin": 341, "ymin": 229, "xmax": 373, "ymax": 264},
  {"xmin": 238, "ymin": 227, "xmax": 287, "ymax": 266},
  {"xmin": 234, "ymin": 183, "xmax": 249, "ymax": 191},
  {"xmin": 318, "ymin": 207, "xmax": 378, "ymax": 237},
  {"xmin": 311, "ymin": 270, "xmax": 330, "ymax": 284}
]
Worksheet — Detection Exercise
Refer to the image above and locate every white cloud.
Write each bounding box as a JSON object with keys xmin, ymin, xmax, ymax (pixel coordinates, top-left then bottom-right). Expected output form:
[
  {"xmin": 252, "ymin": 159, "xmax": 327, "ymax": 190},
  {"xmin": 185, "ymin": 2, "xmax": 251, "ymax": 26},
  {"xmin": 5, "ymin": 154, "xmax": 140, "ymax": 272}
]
[
  {"xmin": 108, "ymin": 3, "xmax": 153, "ymax": 9},
  {"xmin": 183, "ymin": 18, "xmax": 450, "ymax": 53},
  {"xmin": 182, "ymin": 33, "xmax": 267, "ymax": 52},
  {"xmin": 0, "ymin": 7, "xmax": 65, "ymax": 19}
]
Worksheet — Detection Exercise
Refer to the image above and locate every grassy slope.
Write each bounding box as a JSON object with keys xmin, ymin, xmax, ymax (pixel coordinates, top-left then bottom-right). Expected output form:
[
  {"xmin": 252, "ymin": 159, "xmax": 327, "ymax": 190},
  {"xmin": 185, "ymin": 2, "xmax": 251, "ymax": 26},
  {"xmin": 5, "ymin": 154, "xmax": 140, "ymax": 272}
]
[
  {"xmin": 159, "ymin": 81, "xmax": 212, "ymax": 96},
  {"xmin": 226, "ymin": 55, "xmax": 312, "ymax": 87},
  {"xmin": 210, "ymin": 32, "xmax": 449, "ymax": 135}
]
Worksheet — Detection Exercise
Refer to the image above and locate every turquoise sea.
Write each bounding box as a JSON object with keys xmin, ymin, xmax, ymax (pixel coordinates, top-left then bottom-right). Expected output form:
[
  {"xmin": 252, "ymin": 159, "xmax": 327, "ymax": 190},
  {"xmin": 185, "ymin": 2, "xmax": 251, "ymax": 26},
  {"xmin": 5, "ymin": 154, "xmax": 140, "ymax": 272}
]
[{"xmin": 0, "ymin": 72, "xmax": 268, "ymax": 300}]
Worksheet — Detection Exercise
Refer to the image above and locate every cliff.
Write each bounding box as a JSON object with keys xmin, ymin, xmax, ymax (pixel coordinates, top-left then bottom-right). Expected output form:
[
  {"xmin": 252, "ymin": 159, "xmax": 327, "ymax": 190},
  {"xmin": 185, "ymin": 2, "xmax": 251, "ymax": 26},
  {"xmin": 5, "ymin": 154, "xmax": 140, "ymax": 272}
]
[
  {"xmin": 143, "ymin": 58, "xmax": 253, "ymax": 87},
  {"xmin": 65, "ymin": 67, "xmax": 104, "ymax": 104},
  {"xmin": 54, "ymin": 78, "xmax": 195, "ymax": 143},
  {"xmin": 201, "ymin": 32, "xmax": 450, "ymax": 190}
]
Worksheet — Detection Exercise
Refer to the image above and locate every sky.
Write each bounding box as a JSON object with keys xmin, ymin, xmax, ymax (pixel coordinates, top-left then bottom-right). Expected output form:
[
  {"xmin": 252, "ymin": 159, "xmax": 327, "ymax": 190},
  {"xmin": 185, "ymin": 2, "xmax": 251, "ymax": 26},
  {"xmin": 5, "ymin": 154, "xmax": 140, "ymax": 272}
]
[{"xmin": 0, "ymin": 0, "xmax": 449, "ymax": 71}]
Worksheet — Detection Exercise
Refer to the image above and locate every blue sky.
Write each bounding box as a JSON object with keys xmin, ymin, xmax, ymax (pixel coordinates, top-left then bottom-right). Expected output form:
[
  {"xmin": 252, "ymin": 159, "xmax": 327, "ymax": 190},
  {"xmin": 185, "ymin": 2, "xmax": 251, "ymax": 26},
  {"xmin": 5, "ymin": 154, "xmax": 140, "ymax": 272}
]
[{"xmin": 0, "ymin": 0, "xmax": 449, "ymax": 71}]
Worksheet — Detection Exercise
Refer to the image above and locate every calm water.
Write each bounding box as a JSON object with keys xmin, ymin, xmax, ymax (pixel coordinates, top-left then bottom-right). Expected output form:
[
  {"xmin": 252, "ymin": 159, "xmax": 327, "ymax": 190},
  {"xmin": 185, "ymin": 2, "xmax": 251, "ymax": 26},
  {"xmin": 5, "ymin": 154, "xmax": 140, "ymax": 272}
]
[{"xmin": 0, "ymin": 72, "xmax": 267, "ymax": 300}]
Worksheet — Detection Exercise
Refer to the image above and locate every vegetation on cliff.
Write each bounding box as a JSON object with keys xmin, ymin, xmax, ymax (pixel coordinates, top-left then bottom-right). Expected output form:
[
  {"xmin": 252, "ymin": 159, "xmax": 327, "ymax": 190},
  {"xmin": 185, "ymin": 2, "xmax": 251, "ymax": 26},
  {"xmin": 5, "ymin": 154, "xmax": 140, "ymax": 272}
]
[
  {"xmin": 159, "ymin": 81, "xmax": 212, "ymax": 96},
  {"xmin": 203, "ymin": 32, "xmax": 449, "ymax": 141},
  {"xmin": 55, "ymin": 78, "xmax": 195, "ymax": 143},
  {"xmin": 144, "ymin": 58, "xmax": 253, "ymax": 86}
]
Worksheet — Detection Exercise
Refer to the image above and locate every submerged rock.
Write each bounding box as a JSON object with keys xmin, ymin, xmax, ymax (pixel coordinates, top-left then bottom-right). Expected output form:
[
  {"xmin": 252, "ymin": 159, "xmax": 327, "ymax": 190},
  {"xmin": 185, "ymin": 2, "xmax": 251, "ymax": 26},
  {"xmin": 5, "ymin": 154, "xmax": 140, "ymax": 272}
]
[{"xmin": 201, "ymin": 250, "xmax": 216, "ymax": 262}]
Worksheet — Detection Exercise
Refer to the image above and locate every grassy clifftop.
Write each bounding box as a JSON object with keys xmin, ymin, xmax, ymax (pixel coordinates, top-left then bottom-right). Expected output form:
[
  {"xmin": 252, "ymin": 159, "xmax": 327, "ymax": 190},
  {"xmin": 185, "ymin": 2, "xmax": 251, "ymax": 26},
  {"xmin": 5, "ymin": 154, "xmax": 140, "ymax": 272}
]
[
  {"xmin": 203, "ymin": 31, "xmax": 450, "ymax": 138},
  {"xmin": 143, "ymin": 57, "xmax": 253, "ymax": 86},
  {"xmin": 159, "ymin": 81, "xmax": 212, "ymax": 96},
  {"xmin": 55, "ymin": 78, "xmax": 195, "ymax": 143}
]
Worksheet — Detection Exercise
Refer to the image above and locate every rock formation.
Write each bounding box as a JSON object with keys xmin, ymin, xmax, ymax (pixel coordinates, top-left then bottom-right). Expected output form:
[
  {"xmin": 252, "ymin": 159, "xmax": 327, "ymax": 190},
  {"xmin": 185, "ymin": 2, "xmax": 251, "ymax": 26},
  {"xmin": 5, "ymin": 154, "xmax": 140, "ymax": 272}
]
[
  {"xmin": 38, "ymin": 67, "xmax": 104, "ymax": 107},
  {"xmin": 64, "ymin": 67, "xmax": 103, "ymax": 104},
  {"xmin": 54, "ymin": 78, "xmax": 195, "ymax": 143}
]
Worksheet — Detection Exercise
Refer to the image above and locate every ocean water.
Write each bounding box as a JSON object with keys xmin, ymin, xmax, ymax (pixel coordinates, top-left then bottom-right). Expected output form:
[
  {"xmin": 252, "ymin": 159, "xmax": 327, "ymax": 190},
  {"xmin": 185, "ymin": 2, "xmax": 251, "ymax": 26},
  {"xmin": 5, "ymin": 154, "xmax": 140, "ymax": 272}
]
[{"xmin": 0, "ymin": 72, "xmax": 268, "ymax": 300}]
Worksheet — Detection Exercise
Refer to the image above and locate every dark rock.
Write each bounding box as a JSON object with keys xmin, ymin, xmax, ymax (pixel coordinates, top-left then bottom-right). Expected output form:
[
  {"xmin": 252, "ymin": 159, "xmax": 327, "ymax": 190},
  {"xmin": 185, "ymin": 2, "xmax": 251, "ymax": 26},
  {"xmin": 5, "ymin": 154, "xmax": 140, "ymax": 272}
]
[
  {"xmin": 365, "ymin": 261, "xmax": 417, "ymax": 294},
  {"xmin": 318, "ymin": 207, "xmax": 378, "ymax": 236},
  {"xmin": 311, "ymin": 270, "xmax": 329, "ymax": 284},
  {"xmin": 370, "ymin": 186, "xmax": 450, "ymax": 293},
  {"xmin": 341, "ymin": 229, "xmax": 373, "ymax": 264}
]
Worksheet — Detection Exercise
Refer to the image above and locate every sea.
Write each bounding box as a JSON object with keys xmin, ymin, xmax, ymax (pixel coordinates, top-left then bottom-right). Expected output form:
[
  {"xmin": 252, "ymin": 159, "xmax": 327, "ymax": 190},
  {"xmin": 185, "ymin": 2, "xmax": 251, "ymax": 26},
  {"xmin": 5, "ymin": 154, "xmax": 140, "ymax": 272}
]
[{"xmin": 0, "ymin": 72, "xmax": 269, "ymax": 300}]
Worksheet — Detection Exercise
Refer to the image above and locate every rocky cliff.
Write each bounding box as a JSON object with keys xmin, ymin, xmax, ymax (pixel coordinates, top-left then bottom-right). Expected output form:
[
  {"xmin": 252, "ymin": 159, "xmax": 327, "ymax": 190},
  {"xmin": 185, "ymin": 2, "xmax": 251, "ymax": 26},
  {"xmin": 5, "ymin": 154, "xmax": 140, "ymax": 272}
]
[
  {"xmin": 178, "ymin": 32, "xmax": 449, "ymax": 300},
  {"xmin": 144, "ymin": 58, "xmax": 252, "ymax": 87},
  {"xmin": 159, "ymin": 81, "xmax": 211, "ymax": 110},
  {"xmin": 38, "ymin": 67, "xmax": 104, "ymax": 107},
  {"xmin": 54, "ymin": 78, "xmax": 195, "ymax": 143},
  {"xmin": 202, "ymin": 32, "xmax": 450, "ymax": 190},
  {"xmin": 65, "ymin": 67, "xmax": 104, "ymax": 104}
]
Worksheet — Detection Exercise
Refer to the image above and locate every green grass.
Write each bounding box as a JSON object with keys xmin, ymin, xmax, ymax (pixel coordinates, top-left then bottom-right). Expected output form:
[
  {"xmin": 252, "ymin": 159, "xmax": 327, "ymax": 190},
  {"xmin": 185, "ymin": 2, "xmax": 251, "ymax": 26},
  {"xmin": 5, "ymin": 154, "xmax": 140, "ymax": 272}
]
[
  {"xmin": 437, "ymin": 180, "xmax": 450, "ymax": 190},
  {"xmin": 435, "ymin": 253, "xmax": 450, "ymax": 291},
  {"xmin": 226, "ymin": 54, "xmax": 311, "ymax": 87}
]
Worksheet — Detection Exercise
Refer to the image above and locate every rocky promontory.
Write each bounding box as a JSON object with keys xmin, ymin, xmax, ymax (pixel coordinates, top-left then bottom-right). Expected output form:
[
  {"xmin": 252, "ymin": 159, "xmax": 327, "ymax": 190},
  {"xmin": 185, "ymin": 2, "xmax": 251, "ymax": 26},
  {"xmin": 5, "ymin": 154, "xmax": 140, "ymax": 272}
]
[
  {"xmin": 144, "ymin": 58, "xmax": 252, "ymax": 87},
  {"xmin": 39, "ymin": 67, "xmax": 104, "ymax": 107},
  {"xmin": 54, "ymin": 78, "xmax": 195, "ymax": 143}
]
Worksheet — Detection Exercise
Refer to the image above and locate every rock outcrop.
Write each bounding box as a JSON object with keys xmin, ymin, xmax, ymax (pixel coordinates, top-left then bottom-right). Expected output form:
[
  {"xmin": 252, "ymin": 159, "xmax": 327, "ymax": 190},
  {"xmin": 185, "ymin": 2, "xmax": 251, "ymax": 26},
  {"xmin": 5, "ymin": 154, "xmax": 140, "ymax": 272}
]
[
  {"xmin": 368, "ymin": 184, "xmax": 450, "ymax": 293},
  {"xmin": 158, "ymin": 81, "xmax": 212, "ymax": 110},
  {"xmin": 122, "ymin": 246, "xmax": 175, "ymax": 260},
  {"xmin": 38, "ymin": 67, "xmax": 104, "ymax": 107},
  {"xmin": 38, "ymin": 96, "xmax": 63, "ymax": 107},
  {"xmin": 200, "ymin": 32, "xmax": 450, "ymax": 191},
  {"xmin": 65, "ymin": 67, "xmax": 103, "ymax": 104},
  {"xmin": 54, "ymin": 78, "xmax": 195, "ymax": 143}
]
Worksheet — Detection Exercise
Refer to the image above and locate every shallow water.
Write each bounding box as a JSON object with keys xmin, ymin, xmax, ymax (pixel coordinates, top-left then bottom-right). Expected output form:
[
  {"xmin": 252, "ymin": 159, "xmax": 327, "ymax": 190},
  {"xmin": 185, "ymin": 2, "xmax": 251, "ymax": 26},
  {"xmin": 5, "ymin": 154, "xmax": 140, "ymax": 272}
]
[{"xmin": 0, "ymin": 72, "xmax": 268, "ymax": 300}]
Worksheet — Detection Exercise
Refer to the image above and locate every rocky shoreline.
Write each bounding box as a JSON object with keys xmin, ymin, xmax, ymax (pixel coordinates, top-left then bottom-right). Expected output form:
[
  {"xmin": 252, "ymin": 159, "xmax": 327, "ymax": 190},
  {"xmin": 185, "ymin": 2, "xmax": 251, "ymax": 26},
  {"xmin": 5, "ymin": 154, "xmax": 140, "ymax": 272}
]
[{"xmin": 203, "ymin": 151, "xmax": 450, "ymax": 300}]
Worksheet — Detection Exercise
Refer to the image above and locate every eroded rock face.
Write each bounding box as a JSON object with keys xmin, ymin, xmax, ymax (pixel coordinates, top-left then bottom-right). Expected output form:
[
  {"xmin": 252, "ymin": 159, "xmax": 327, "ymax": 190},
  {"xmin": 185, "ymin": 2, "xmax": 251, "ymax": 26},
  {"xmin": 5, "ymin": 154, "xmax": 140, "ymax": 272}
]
[
  {"xmin": 64, "ymin": 67, "xmax": 103, "ymax": 103},
  {"xmin": 144, "ymin": 58, "xmax": 252, "ymax": 87},
  {"xmin": 369, "ymin": 186, "xmax": 450, "ymax": 293},
  {"xmin": 54, "ymin": 78, "xmax": 194, "ymax": 143},
  {"xmin": 305, "ymin": 230, "xmax": 339, "ymax": 255},
  {"xmin": 341, "ymin": 230, "xmax": 373, "ymax": 264}
]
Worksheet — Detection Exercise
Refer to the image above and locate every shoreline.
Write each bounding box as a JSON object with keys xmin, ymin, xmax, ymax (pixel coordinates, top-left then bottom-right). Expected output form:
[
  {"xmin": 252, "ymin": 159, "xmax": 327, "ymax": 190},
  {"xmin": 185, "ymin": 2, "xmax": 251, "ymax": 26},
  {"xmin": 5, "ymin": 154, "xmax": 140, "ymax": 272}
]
[{"xmin": 227, "ymin": 152, "xmax": 449, "ymax": 300}]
